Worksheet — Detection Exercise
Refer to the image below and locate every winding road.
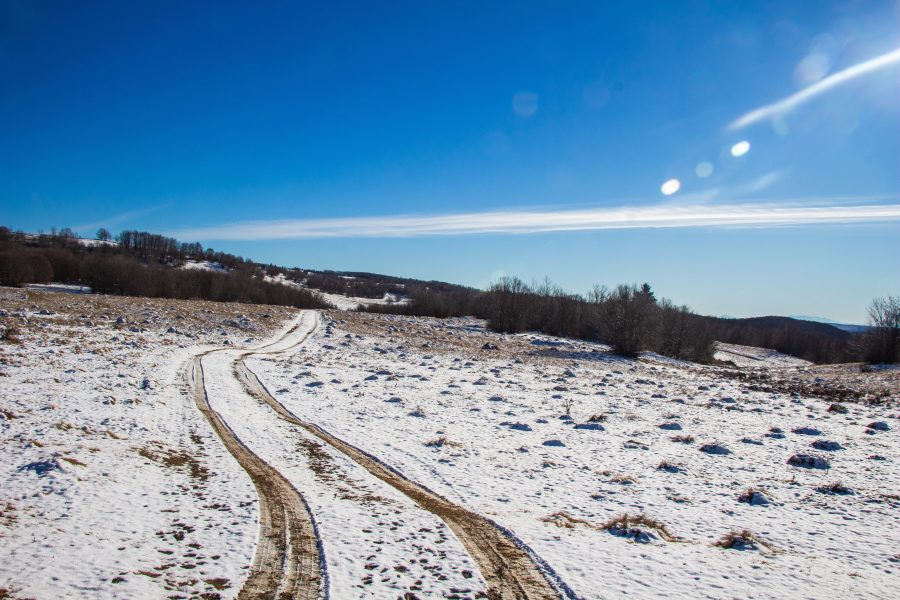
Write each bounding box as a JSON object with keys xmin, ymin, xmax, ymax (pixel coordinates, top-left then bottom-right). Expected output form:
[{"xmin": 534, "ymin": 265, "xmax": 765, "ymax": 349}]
[{"xmin": 189, "ymin": 310, "xmax": 571, "ymax": 600}]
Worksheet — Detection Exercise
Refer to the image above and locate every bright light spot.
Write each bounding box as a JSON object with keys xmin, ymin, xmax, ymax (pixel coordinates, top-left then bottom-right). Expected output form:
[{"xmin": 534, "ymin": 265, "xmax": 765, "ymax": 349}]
[
  {"xmin": 660, "ymin": 178, "xmax": 681, "ymax": 195},
  {"xmin": 512, "ymin": 91, "xmax": 539, "ymax": 117},
  {"xmin": 731, "ymin": 140, "xmax": 751, "ymax": 157},
  {"xmin": 695, "ymin": 162, "xmax": 714, "ymax": 178}
]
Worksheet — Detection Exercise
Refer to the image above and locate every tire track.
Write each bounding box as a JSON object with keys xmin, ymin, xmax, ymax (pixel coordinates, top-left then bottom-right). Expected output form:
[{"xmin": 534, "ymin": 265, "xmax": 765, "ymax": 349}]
[
  {"xmin": 237, "ymin": 311, "xmax": 574, "ymax": 600},
  {"xmin": 189, "ymin": 346, "xmax": 326, "ymax": 600}
]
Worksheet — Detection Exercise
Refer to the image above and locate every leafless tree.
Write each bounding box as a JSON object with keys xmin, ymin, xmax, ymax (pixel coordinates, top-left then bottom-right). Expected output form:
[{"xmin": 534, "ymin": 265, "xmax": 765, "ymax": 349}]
[{"xmin": 865, "ymin": 295, "xmax": 900, "ymax": 364}]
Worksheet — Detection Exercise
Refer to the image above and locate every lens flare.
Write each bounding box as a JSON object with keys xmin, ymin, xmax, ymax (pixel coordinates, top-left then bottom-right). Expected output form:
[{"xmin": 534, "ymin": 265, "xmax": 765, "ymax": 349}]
[
  {"xmin": 512, "ymin": 91, "xmax": 539, "ymax": 117},
  {"xmin": 731, "ymin": 140, "xmax": 751, "ymax": 157},
  {"xmin": 695, "ymin": 162, "xmax": 714, "ymax": 178},
  {"xmin": 661, "ymin": 178, "xmax": 681, "ymax": 195}
]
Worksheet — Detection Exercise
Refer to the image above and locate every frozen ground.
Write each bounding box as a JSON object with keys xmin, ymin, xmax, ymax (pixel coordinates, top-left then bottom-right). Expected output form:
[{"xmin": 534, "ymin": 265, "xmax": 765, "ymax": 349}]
[
  {"xmin": 264, "ymin": 272, "xmax": 409, "ymax": 310},
  {"xmin": 714, "ymin": 342, "xmax": 812, "ymax": 368},
  {"xmin": 0, "ymin": 288, "xmax": 293, "ymax": 599},
  {"xmin": 249, "ymin": 311, "xmax": 899, "ymax": 599},
  {"xmin": 2, "ymin": 290, "xmax": 898, "ymax": 599}
]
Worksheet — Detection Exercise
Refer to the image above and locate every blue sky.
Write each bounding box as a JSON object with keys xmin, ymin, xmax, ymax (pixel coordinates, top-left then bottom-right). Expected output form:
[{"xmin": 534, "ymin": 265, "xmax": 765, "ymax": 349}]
[{"xmin": 2, "ymin": 1, "xmax": 899, "ymax": 322}]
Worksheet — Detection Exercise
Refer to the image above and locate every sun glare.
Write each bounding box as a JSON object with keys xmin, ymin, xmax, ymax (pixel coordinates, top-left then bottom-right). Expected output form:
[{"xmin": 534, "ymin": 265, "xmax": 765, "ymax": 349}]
[
  {"xmin": 661, "ymin": 178, "xmax": 681, "ymax": 195},
  {"xmin": 730, "ymin": 140, "xmax": 751, "ymax": 157}
]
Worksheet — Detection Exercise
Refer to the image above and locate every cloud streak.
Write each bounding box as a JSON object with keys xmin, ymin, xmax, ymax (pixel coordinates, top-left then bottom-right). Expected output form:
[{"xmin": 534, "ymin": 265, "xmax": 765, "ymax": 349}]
[
  {"xmin": 170, "ymin": 198, "xmax": 900, "ymax": 241},
  {"xmin": 72, "ymin": 202, "xmax": 172, "ymax": 233},
  {"xmin": 729, "ymin": 47, "xmax": 900, "ymax": 130}
]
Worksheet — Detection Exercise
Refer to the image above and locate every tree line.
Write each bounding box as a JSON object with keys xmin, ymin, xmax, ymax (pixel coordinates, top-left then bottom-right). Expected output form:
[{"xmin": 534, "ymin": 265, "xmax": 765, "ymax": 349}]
[
  {"xmin": 363, "ymin": 275, "xmax": 899, "ymax": 366},
  {"xmin": 0, "ymin": 226, "xmax": 326, "ymax": 309},
  {"xmin": 364, "ymin": 276, "xmax": 716, "ymax": 362},
  {"xmin": 2, "ymin": 225, "xmax": 896, "ymax": 365}
]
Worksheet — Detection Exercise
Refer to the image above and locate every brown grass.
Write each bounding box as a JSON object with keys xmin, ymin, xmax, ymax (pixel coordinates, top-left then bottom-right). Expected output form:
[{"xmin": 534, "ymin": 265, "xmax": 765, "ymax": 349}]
[
  {"xmin": 424, "ymin": 436, "xmax": 461, "ymax": 448},
  {"xmin": 714, "ymin": 529, "xmax": 774, "ymax": 552},
  {"xmin": 601, "ymin": 514, "xmax": 678, "ymax": 542},
  {"xmin": 138, "ymin": 442, "xmax": 209, "ymax": 481}
]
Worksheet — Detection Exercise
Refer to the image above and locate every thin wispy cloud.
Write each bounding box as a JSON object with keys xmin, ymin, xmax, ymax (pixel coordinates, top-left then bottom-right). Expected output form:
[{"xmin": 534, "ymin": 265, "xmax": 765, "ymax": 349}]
[
  {"xmin": 170, "ymin": 197, "xmax": 900, "ymax": 241},
  {"xmin": 73, "ymin": 202, "xmax": 172, "ymax": 233},
  {"xmin": 729, "ymin": 47, "xmax": 900, "ymax": 130}
]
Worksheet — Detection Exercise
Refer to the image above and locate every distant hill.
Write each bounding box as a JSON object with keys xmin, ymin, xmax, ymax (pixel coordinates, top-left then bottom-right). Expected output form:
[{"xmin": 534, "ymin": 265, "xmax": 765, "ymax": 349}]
[
  {"xmin": 705, "ymin": 315, "xmax": 857, "ymax": 363},
  {"xmin": 790, "ymin": 315, "xmax": 871, "ymax": 334}
]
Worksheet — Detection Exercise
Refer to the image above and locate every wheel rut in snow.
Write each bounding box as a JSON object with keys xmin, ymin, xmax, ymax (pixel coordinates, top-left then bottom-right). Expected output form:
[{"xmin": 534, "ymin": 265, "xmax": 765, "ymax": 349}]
[
  {"xmin": 190, "ymin": 351, "xmax": 325, "ymax": 600},
  {"xmin": 236, "ymin": 311, "xmax": 567, "ymax": 600}
]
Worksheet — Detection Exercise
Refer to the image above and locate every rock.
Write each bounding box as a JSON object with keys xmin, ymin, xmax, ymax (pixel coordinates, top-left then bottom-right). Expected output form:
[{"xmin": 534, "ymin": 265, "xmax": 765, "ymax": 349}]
[
  {"xmin": 18, "ymin": 458, "xmax": 63, "ymax": 476},
  {"xmin": 542, "ymin": 439, "xmax": 565, "ymax": 447},
  {"xmin": 503, "ymin": 422, "xmax": 533, "ymax": 432},
  {"xmin": 737, "ymin": 490, "xmax": 770, "ymax": 506},
  {"xmin": 811, "ymin": 439, "xmax": 843, "ymax": 451},
  {"xmin": 574, "ymin": 422, "xmax": 604, "ymax": 431},
  {"xmin": 787, "ymin": 453, "xmax": 830, "ymax": 469},
  {"xmin": 867, "ymin": 421, "xmax": 891, "ymax": 432},
  {"xmin": 792, "ymin": 426, "xmax": 821, "ymax": 436},
  {"xmin": 658, "ymin": 422, "xmax": 682, "ymax": 431},
  {"xmin": 481, "ymin": 343, "xmax": 499, "ymax": 350},
  {"xmin": 699, "ymin": 443, "xmax": 731, "ymax": 456}
]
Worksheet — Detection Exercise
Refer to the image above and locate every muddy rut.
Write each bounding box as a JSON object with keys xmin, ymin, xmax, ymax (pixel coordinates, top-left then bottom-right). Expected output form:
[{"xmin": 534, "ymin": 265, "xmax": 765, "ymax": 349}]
[
  {"xmin": 236, "ymin": 311, "xmax": 570, "ymax": 600},
  {"xmin": 189, "ymin": 353, "xmax": 325, "ymax": 600}
]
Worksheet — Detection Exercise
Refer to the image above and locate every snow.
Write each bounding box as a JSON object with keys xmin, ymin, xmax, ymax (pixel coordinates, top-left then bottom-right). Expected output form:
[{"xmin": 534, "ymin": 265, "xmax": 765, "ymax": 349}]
[
  {"xmin": 0, "ymin": 289, "xmax": 293, "ymax": 598},
  {"xmin": 264, "ymin": 272, "xmax": 409, "ymax": 310},
  {"xmin": 248, "ymin": 312, "xmax": 899, "ymax": 599},
  {"xmin": 24, "ymin": 283, "xmax": 93, "ymax": 295},
  {"xmin": 202, "ymin": 316, "xmax": 484, "ymax": 597},
  {"xmin": 3, "ymin": 291, "xmax": 897, "ymax": 599},
  {"xmin": 77, "ymin": 239, "xmax": 119, "ymax": 248},
  {"xmin": 714, "ymin": 342, "xmax": 812, "ymax": 368},
  {"xmin": 181, "ymin": 261, "xmax": 229, "ymax": 273},
  {"xmin": 317, "ymin": 292, "xmax": 409, "ymax": 311}
]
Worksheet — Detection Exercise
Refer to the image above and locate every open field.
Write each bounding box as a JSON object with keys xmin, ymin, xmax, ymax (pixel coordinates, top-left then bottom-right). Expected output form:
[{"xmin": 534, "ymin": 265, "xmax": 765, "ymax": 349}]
[{"xmin": 1, "ymin": 290, "xmax": 897, "ymax": 599}]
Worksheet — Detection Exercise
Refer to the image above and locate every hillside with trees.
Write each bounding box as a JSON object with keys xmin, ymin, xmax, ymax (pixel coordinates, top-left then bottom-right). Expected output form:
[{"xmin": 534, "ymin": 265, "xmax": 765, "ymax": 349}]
[{"xmin": 1, "ymin": 225, "xmax": 895, "ymax": 366}]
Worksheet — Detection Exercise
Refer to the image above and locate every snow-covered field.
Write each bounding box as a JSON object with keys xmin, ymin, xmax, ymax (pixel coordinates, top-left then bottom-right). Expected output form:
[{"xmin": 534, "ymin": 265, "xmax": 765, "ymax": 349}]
[
  {"xmin": 249, "ymin": 312, "xmax": 899, "ymax": 599},
  {"xmin": 2, "ymin": 290, "xmax": 898, "ymax": 599},
  {"xmin": 264, "ymin": 272, "xmax": 409, "ymax": 310},
  {"xmin": 714, "ymin": 342, "xmax": 812, "ymax": 368},
  {"xmin": 0, "ymin": 288, "xmax": 293, "ymax": 598}
]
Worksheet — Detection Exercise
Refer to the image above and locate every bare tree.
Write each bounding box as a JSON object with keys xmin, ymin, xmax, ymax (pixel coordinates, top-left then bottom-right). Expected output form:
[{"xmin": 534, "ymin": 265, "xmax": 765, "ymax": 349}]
[{"xmin": 865, "ymin": 295, "xmax": 900, "ymax": 364}]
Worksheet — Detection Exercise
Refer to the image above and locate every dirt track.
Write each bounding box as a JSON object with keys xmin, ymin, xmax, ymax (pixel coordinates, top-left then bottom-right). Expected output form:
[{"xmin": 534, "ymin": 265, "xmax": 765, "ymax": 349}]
[
  {"xmin": 236, "ymin": 311, "xmax": 569, "ymax": 600},
  {"xmin": 189, "ymin": 354, "xmax": 325, "ymax": 600}
]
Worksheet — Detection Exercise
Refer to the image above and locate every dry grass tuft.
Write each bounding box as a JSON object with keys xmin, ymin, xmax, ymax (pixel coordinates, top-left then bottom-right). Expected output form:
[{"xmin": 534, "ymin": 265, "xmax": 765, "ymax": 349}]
[
  {"xmin": 714, "ymin": 529, "xmax": 774, "ymax": 552},
  {"xmin": 424, "ymin": 436, "xmax": 461, "ymax": 448},
  {"xmin": 601, "ymin": 513, "xmax": 678, "ymax": 542}
]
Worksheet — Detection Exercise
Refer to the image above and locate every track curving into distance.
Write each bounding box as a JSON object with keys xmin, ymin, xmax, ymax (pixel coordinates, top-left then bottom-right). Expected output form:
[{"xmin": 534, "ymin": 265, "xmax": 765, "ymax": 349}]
[
  {"xmin": 189, "ymin": 343, "xmax": 326, "ymax": 599},
  {"xmin": 236, "ymin": 310, "xmax": 574, "ymax": 600}
]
